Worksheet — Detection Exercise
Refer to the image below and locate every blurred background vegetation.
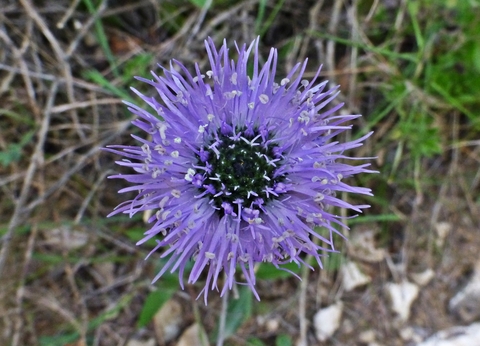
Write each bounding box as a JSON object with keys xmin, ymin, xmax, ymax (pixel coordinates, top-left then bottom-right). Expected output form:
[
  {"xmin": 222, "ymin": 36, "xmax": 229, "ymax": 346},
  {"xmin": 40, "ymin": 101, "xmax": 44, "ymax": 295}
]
[{"xmin": 1, "ymin": 0, "xmax": 479, "ymax": 345}]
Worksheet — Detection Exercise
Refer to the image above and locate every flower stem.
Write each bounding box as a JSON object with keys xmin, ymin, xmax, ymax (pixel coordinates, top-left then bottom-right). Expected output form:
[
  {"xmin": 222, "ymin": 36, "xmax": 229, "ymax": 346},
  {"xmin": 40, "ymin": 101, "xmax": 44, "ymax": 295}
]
[{"xmin": 216, "ymin": 286, "xmax": 230, "ymax": 346}]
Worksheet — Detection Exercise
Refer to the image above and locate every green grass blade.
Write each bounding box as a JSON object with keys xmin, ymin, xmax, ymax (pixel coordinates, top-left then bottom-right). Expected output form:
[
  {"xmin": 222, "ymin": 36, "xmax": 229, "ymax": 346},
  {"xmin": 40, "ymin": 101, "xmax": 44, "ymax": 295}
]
[{"xmin": 82, "ymin": 0, "xmax": 119, "ymax": 77}]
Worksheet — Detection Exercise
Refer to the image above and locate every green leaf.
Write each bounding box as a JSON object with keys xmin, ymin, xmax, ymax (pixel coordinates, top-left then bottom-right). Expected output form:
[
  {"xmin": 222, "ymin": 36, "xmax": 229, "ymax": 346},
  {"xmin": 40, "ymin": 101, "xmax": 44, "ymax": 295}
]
[
  {"xmin": 323, "ymin": 252, "xmax": 344, "ymax": 272},
  {"xmin": 39, "ymin": 333, "xmax": 79, "ymax": 346},
  {"xmin": 254, "ymin": 0, "xmax": 267, "ymax": 34},
  {"xmin": 82, "ymin": 0, "xmax": 119, "ymax": 76},
  {"xmin": 0, "ymin": 130, "xmax": 34, "ymax": 167},
  {"xmin": 276, "ymin": 334, "xmax": 293, "ymax": 346},
  {"xmin": 122, "ymin": 53, "xmax": 154, "ymax": 83},
  {"xmin": 258, "ymin": 0, "xmax": 288, "ymax": 37},
  {"xmin": 212, "ymin": 286, "xmax": 252, "ymax": 341},
  {"xmin": 431, "ymin": 82, "xmax": 477, "ymax": 123},
  {"xmin": 83, "ymin": 69, "xmax": 133, "ymax": 101},
  {"xmin": 137, "ymin": 288, "xmax": 176, "ymax": 328},
  {"xmin": 472, "ymin": 41, "xmax": 480, "ymax": 73},
  {"xmin": 189, "ymin": 0, "xmax": 208, "ymax": 8},
  {"xmin": 348, "ymin": 213, "xmax": 402, "ymax": 224},
  {"xmin": 256, "ymin": 262, "xmax": 301, "ymax": 280},
  {"xmin": 0, "ymin": 108, "xmax": 36, "ymax": 124},
  {"xmin": 310, "ymin": 31, "xmax": 418, "ymax": 63},
  {"xmin": 247, "ymin": 337, "xmax": 267, "ymax": 346}
]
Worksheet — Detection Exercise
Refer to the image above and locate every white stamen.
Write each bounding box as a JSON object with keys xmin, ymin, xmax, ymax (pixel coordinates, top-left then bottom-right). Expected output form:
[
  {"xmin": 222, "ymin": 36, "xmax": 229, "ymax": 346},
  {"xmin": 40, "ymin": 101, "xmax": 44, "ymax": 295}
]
[
  {"xmin": 159, "ymin": 196, "xmax": 169, "ymax": 208},
  {"xmin": 263, "ymin": 253, "xmax": 273, "ymax": 262},
  {"xmin": 239, "ymin": 254, "xmax": 250, "ymax": 262},
  {"xmin": 171, "ymin": 189, "xmax": 181, "ymax": 198},
  {"xmin": 209, "ymin": 174, "xmax": 221, "ymax": 181},
  {"xmin": 230, "ymin": 72, "xmax": 238, "ymax": 85},
  {"xmin": 259, "ymin": 94, "xmax": 269, "ymax": 104},
  {"xmin": 155, "ymin": 144, "xmax": 166, "ymax": 155},
  {"xmin": 184, "ymin": 168, "xmax": 196, "ymax": 182},
  {"xmin": 141, "ymin": 144, "xmax": 151, "ymax": 155},
  {"xmin": 171, "ymin": 151, "xmax": 179, "ymax": 158},
  {"xmin": 298, "ymin": 111, "xmax": 310, "ymax": 124},
  {"xmin": 264, "ymin": 156, "xmax": 279, "ymax": 167},
  {"xmin": 152, "ymin": 168, "xmax": 162, "ymax": 179},
  {"xmin": 161, "ymin": 210, "xmax": 171, "ymax": 220},
  {"xmin": 224, "ymin": 91, "xmax": 235, "ymax": 99},
  {"xmin": 198, "ymin": 124, "xmax": 208, "ymax": 133},
  {"xmin": 157, "ymin": 122, "xmax": 167, "ymax": 140}
]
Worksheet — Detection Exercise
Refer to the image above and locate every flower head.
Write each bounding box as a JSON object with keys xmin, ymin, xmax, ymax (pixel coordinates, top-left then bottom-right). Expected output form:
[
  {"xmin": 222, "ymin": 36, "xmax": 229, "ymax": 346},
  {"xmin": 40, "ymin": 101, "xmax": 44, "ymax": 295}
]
[{"xmin": 107, "ymin": 38, "xmax": 373, "ymax": 302}]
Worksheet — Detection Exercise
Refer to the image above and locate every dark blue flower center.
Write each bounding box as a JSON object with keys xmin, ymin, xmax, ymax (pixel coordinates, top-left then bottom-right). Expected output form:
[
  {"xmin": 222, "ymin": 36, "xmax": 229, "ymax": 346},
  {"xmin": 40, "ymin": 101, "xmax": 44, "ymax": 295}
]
[{"xmin": 198, "ymin": 127, "xmax": 286, "ymax": 214}]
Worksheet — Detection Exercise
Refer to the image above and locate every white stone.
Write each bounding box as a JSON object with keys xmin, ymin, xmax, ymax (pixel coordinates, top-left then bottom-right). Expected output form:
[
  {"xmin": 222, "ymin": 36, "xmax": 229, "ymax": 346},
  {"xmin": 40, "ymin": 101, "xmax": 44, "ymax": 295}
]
[
  {"xmin": 265, "ymin": 318, "xmax": 279, "ymax": 332},
  {"xmin": 410, "ymin": 268, "xmax": 435, "ymax": 287},
  {"xmin": 313, "ymin": 302, "xmax": 343, "ymax": 341},
  {"xmin": 399, "ymin": 327, "xmax": 414, "ymax": 341},
  {"xmin": 176, "ymin": 324, "xmax": 208, "ymax": 346},
  {"xmin": 449, "ymin": 260, "xmax": 480, "ymax": 322},
  {"xmin": 399, "ymin": 326, "xmax": 422, "ymax": 343},
  {"xmin": 348, "ymin": 229, "xmax": 386, "ymax": 263},
  {"xmin": 358, "ymin": 329, "xmax": 376, "ymax": 343},
  {"xmin": 341, "ymin": 261, "xmax": 371, "ymax": 291},
  {"xmin": 125, "ymin": 339, "xmax": 155, "ymax": 346},
  {"xmin": 386, "ymin": 281, "xmax": 419, "ymax": 322},
  {"xmin": 342, "ymin": 318, "xmax": 354, "ymax": 334},
  {"xmin": 92, "ymin": 262, "xmax": 115, "ymax": 286},
  {"xmin": 417, "ymin": 322, "xmax": 480, "ymax": 346},
  {"xmin": 153, "ymin": 299, "xmax": 183, "ymax": 344},
  {"xmin": 435, "ymin": 222, "xmax": 452, "ymax": 247}
]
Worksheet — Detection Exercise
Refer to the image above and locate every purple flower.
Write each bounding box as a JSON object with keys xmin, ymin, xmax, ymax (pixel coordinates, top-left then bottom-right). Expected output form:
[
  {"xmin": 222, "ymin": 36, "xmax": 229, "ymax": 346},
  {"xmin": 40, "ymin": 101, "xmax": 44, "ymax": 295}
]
[{"xmin": 107, "ymin": 38, "xmax": 373, "ymax": 303}]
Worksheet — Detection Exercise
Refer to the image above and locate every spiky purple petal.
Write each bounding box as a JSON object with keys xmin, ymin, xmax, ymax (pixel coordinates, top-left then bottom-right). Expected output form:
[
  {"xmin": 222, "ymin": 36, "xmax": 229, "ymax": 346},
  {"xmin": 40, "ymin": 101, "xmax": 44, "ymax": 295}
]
[{"xmin": 107, "ymin": 38, "xmax": 374, "ymax": 303}]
